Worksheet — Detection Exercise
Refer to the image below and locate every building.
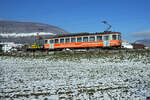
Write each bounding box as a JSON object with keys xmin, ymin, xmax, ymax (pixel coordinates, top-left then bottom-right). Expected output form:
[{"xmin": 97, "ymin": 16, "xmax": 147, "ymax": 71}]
[
  {"xmin": 0, "ymin": 42, "xmax": 23, "ymax": 52},
  {"xmin": 145, "ymin": 46, "xmax": 150, "ymax": 49},
  {"xmin": 121, "ymin": 41, "xmax": 133, "ymax": 49},
  {"xmin": 131, "ymin": 43, "xmax": 145, "ymax": 49}
]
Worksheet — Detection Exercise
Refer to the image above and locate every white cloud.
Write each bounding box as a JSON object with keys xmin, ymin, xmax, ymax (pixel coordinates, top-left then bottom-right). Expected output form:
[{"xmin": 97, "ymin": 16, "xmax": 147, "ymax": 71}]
[{"xmin": 132, "ymin": 30, "xmax": 150, "ymax": 37}]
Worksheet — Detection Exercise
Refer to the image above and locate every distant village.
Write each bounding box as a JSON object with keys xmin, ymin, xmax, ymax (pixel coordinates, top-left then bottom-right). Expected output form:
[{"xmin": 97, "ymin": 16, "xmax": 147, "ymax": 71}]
[{"xmin": 0, "ymin": 40, "xmax": 149, "ymax": 53}]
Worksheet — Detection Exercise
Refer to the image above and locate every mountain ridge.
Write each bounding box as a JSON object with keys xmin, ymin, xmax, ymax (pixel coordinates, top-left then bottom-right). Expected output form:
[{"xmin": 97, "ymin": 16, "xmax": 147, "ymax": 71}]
[
  {"xmin": 0, "ymin": 20, "xmax": 69, "ymax": 44},
  {"xmin": 0, "ymin": 20, "xmax": 69, "ymax": 34},
  {"xmin": 135, "ymin": 39, "xmax": 150, "ymax": 47}
]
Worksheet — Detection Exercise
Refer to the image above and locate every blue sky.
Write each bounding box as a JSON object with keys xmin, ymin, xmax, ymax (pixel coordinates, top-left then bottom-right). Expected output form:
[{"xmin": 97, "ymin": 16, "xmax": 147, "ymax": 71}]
[{"xmin": 0, "ymin": 0, "xmax": 150, "ymax": 42}]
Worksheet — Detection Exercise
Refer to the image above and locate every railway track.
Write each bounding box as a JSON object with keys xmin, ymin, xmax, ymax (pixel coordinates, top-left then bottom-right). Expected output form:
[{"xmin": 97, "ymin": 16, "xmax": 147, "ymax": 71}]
[{"xmin": 1, "ymin": 48, "xmax": 149, "ymax": 57}]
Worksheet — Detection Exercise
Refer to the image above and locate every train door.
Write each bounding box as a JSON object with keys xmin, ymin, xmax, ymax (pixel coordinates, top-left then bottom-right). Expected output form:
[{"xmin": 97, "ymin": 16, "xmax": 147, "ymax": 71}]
[
  {"xmin": 103, "ymin": 35, "xmax": 110, "ymax": 47},
  {"xmin": 50, "ymin": 40, "xmax": 54, "ymax": 49}
]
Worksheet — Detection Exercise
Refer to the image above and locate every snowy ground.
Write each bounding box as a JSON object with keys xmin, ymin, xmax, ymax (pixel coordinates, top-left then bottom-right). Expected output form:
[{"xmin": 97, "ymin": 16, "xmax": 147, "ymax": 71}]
[
  {"xmin": 0, "ymin": 51, "xmax": 150, "ymax": 100},
  {"xmin": 0, "ymin": 32, "xmax": 55, "ymax": 37}
]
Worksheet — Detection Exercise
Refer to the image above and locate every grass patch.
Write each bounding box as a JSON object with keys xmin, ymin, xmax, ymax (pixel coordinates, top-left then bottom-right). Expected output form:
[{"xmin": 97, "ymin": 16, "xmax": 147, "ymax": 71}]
[{"xmin": 0, "ymin": 50, "xmax": 150, "ymax": 63}]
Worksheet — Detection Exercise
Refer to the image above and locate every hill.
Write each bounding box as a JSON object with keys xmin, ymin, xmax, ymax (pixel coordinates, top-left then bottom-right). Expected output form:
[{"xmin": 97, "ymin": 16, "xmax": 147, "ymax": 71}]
[
  {"xmin": 0, "ymin": 20, "xmax": 68, "ymax": 34},
  {"xmin": 0, "ymin": 20, "xmax": 69, "ymax": 44},
  {"xmin": 135, "ymin": 39, "xmax": 150, "ymax": 47}
]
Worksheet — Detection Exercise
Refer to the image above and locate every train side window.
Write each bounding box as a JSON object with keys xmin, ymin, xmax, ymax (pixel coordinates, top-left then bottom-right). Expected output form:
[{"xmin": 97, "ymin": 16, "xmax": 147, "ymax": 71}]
[
  {"xmin": 77, "ymin": 37, "xmax": 82, "ymax": 42},
  {"xmin": 83, "ymin": 37, "xmax": 88, "ymax": 42},
  {"xmin": 90, "ymin": 36, "xmax": 95, "ymax": 41},
  {"xmin": 71, "ymin": 38, "xmax": 76, "ymax": 43},
  {"xmin": 50, "ymin": 40, "xmax": 54, "ymax": 43},
  {"xmin": 104, "ymin": 36, "xmax": 109, "ymax": 40},
  {"xmin": 65, "ymin": 38, "xmax": 70, "ymax": 43},
  {"xmin": 60, "ymin": 39, "xmax": 64, "ymax": 43},
  {"xmin": 45, "ymin": 40, "xmax": 48, "ymax": 44},
  {"xmin": 112, "ymin": 35, "xmax": 117, "ymax": 40},
  {"xmin": 97, "ymin": 36, "xmax": 102, "ymax": 41},
  {"xmin": 55, "ymin": 39, "xmax": 59, "ymax": 43}
]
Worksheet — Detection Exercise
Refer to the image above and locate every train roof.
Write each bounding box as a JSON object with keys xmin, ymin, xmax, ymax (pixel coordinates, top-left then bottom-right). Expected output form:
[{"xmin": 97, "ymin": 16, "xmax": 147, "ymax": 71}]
[{"xmin": 45, "ymin": 31, "xmax": 121, "ymax": 39}]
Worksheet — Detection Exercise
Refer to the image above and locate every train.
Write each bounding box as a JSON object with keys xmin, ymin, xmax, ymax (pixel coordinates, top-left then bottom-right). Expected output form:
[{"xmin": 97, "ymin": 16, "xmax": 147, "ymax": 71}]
[
  {"xmin": 27, "ymin": 31, "xmax": 122, "ymax": 51},
  {"xmin": 44, "ymin": 31, "xmax": 121, "ymax": 50}
]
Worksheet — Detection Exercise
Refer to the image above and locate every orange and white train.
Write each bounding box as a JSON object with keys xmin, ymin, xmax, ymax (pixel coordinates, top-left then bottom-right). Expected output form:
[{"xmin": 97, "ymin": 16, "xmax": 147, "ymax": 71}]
[{"xmin": 44, "ymin": 31, "xmax": 122, "ymax": 50}]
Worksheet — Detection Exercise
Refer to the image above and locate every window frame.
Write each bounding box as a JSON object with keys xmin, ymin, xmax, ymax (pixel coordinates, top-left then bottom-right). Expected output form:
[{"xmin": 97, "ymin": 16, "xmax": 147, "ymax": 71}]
[
  {"xmin": 112, "ymin": 35, "xmax": 117, "ymax": 40},
  {"xmin": 77, "ymin": 37, "xmax": 82, "ymax": 42},
  {"xmin": 118, "ymin": 35, "xmax": 121, "ymax": 40},
  {"xmin": 71, "ymin": 37, "xmax": 76, "ymax": 43},
  {"xmin": 103, "ymin": 36, "xmax": 109, "ymax": 41},
  {"xmin": 60, "ymin": 38, "xmax": 64, "ymax": 43},
  {"xmin": 83, "ymin": 37, "xmax": 88, "ymax": 42},
  {"xmin": 55, "ymin": 39, "xmax": 59, "ymax": 44},
  {"xmin": 97, "ymin": 36, "xmax": 102, "ymax": 41},
  {"xmin": 65, "ymin": 38, "xmax": 70, "ymax": 43},
  {"xmin": 50, "ymin": 40, "xmax": 54, "ymax": 44},
  {"xmin": 89, "ymin": 36, "xmax": 95, "ymax": 41}
]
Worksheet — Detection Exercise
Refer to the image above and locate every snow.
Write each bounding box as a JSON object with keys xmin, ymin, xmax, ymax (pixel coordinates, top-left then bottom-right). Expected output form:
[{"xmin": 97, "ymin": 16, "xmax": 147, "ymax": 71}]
[
  {"xmin": 122, "ymin": 41, "xmax": 133, "ymax": 49},
  {"xmin": 0, "ymin": 52, "xmax": 150, "ymax": 99},
  {"xmin": 0, "ymin": 42, "xmax": 22, "ymax": 52},
  {"xmin": 0, "ymin": 32, "xmax": 55, "ymax": 37}
]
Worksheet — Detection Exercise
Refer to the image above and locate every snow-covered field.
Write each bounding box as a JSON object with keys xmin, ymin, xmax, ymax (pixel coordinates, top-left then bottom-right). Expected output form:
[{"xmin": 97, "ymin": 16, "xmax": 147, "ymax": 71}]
[{"xmin": 0, "ymin": 51, "xmax": 150, "ymax": 100}]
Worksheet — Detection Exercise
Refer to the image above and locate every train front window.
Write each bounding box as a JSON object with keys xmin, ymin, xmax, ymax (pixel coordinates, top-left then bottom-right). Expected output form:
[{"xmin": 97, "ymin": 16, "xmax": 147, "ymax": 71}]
[
  {"xmin": 112, "ymin": 35, "xmax": 117, "ymax": 40},
  {"xmin": 71, "ymin": 38, "xmax": 76, "ymax": 43},
  {"xmin": 55, "ymin": 39, "xmax": 59, "ymax": 43},
  {"xmin": 50, "ymin": 40, "xmax": 54, "ymax": 43},
  {"xmin": 90, "ymin": 36, "xmax": 95, "ymax": 41},
  {"xmin": 45, "ymin": 40, "xmax": 48, "ymax": 44},
  {"xmin": 104, "ymin": 36, "xmax": 109, "ymax": 41},
  {"xmin": 118, "ymin": 35, "xmax": 121, "ymax": 40},
  {"xmin": 77, "ymin": 37, "xmax": 82, "ymax": 42},
  {"xmin": 60, "ymin": 39, "xmax": 64, "ymax": 43},
  {"xmin": 65, "ymin": 38, "xmax": 70, "ymax": 43},
  {"xmin": 83, "ymin": 37, "xmax": 88, "ymax": 42},
  {"xmin": 97, "ymin": 36, "xmax": 102, "ymax": 41}
]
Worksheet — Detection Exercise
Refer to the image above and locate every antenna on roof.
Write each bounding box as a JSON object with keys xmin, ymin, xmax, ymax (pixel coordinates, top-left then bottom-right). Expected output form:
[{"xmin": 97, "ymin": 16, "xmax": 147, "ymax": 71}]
[{"xmin": 102, "ymin": 21, "xmax": 112, "ymax": 31}]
